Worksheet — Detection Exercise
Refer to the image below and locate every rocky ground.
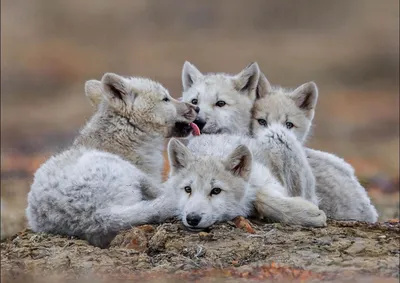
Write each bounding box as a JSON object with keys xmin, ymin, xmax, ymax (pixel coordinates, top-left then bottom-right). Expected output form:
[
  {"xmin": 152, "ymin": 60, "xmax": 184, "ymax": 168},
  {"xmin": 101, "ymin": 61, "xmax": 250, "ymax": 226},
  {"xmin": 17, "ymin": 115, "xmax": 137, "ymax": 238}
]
[
  {"xmin": 1, "ymin": 218, "xmax": 399, "ymax": 283},
  {"xmin": 1, "ymin": 165, "xmax": 399, "ymax": 282}
]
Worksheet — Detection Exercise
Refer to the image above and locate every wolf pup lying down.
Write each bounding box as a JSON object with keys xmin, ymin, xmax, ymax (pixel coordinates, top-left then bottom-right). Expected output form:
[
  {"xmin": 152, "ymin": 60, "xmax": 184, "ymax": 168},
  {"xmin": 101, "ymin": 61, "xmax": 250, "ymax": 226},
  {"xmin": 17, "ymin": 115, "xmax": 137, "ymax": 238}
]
[
  {"xmin": 166, "ymin": 133, "xmax": 327, "ymax": 230},
  {"xmin": 26, "ymin": 73, "xmax": 201, "ymax": 248}
]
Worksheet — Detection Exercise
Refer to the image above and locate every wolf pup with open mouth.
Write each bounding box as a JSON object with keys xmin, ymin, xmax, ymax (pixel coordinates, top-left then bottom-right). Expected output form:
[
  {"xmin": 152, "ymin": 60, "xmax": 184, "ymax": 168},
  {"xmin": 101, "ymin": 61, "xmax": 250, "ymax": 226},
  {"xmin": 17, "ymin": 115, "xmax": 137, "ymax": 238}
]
[{"xmin": 26, "ymin": 73, "xmax": 199, "ymax": 248}]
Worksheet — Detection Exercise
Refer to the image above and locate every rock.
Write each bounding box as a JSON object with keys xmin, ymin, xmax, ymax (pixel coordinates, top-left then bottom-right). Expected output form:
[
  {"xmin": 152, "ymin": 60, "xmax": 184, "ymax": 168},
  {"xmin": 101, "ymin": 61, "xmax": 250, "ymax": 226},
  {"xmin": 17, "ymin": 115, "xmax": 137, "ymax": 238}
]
[
  {"xmin": 233, "ymin": 216, "xmax": 256, "ymax": 234},
  {"xmin": 198, "ymin": 232, "xmax": 213, "ymax": 241},
  {"xmin": 344, "ymin": 241, "xmax": 366, "ymax": 255}
]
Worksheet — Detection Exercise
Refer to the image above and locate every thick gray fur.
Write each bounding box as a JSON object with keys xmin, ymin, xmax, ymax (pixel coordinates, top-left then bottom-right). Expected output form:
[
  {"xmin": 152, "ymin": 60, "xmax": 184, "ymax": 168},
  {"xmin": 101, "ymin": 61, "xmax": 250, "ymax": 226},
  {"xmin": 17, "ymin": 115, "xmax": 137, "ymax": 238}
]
[{"xmin": 26, "ymin": 73, "xmax": 198, "ymax": 248}]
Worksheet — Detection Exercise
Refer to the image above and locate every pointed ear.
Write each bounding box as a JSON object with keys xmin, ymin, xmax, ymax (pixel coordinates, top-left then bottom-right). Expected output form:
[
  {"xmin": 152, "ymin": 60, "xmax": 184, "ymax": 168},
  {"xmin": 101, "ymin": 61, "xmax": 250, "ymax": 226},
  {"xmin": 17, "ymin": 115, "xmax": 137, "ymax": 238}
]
[
  {"xmin": 255, "ymin": 72, "xmax": 272, "ymax": 99},
  {"xmin": 101, "ymin": 73, "xmax": 134, "ymax": 108},
  {"xmin": 168, "ymin": 138, "xmax": 194, "ymax": 175},
  {"xmin": 224, "ymin": 145, "xmax": 252, "ymax": 181},
  {"xmin": 233, "ymin": 62, "xmax": 260, "ymax": 93},
  {"xmin": 85, "ymin": 80, "xmax": 103, "ymax": 108},
  {"xmin": 182, "ymin": 61, "xmax": 203, "ymax": 91},
  {"xmin": 289, "ymin": 82, "xmax": 318, "ymax": 116}
]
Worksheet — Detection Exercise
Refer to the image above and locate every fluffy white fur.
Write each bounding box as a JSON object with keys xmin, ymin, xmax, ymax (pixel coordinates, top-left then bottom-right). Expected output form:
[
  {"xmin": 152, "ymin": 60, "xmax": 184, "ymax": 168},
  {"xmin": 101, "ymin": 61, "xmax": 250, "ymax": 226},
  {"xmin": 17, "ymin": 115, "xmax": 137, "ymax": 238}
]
[
  {"xmin": 166, "ymin": 131, "xmax": 327, "ymax": 229},
  {"xmin": 26, "ymin": 73, "xmax": 198, "ymax": 248},
  {"xmin": 251, "ymin": 73, "xmax": 378, "ymax": 222},
  {"xmin": 182, "ymin": 61, "xmax": 259, "ymax": 135},
  {"xmin": 181, "ymin": 62, "xmax": 378, "ymax": 223}
]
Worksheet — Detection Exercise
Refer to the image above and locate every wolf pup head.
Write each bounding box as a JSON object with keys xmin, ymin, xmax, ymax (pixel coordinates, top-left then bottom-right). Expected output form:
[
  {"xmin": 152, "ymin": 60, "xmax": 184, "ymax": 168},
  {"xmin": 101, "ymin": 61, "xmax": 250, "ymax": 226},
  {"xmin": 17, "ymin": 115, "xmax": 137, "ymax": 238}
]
[
  {"xmin": 84, "ymin": 73, "xmax": 199, "ymax": 138},
  {"xmin": 251, "ymin": 73, "xmax": 318, "ymax": 144},
  {"xmin": 181, "ymin": 62, "xmax": 260, "ymax": 135},
  {"xmin": 167, "ymin": 138, "xmax": 252, "ymax": 230}
]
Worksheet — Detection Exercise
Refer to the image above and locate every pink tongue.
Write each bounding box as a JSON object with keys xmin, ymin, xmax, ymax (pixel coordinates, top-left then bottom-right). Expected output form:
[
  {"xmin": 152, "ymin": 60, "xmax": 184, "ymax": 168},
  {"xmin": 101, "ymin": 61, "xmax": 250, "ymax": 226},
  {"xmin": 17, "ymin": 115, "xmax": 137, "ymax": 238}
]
[{"xmin": 190, "ymin": 123, "xmax": 201, "ymax": 136}]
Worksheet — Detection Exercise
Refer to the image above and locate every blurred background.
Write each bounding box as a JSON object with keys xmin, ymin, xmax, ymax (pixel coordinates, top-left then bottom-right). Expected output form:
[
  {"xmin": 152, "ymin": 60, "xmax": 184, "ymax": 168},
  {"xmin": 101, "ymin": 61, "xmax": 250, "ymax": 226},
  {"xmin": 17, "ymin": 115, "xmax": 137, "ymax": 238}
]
[{"xmin": 1, "ymin": 0, "xmax": 399, "ymax": 237}]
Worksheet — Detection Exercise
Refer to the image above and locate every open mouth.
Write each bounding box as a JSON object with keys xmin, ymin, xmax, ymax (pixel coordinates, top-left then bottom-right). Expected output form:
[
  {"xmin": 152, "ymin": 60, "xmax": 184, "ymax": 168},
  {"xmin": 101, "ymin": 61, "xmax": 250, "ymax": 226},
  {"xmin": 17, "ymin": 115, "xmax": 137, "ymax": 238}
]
[
  {"xmin": 192, "ymin": 118, "xmax": 206, "ymax": 134},
  {"xmin": 190, "ymin": 123, "xmax": 201, "ymax": 136},
  {"xmin": 171, "ymin": 122, "xmax": 201, "ymax": 137}
]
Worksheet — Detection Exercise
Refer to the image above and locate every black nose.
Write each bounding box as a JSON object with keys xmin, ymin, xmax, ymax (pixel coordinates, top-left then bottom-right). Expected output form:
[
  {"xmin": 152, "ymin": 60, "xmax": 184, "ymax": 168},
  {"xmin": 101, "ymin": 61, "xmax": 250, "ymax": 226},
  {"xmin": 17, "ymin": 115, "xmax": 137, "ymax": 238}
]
[
  {"xmin": 193, "ymin": 118, "xmax": 206, "ymax": 131},
  {"xmin": 186, "ymin": 213, "xmax": 202, "ymax": 227},
  {"xmin": 194, "ymin": 106, "xmax": 200, "ymax": 113}
]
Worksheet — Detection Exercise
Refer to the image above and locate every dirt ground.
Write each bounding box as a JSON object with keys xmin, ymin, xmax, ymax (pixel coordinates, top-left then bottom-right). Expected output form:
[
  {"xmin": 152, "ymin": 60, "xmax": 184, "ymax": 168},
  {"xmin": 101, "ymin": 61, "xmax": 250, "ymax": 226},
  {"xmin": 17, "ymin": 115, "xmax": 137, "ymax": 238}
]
[{"xmin": 1, "ymin": 218, "xmax": 399, "ymax": 283}]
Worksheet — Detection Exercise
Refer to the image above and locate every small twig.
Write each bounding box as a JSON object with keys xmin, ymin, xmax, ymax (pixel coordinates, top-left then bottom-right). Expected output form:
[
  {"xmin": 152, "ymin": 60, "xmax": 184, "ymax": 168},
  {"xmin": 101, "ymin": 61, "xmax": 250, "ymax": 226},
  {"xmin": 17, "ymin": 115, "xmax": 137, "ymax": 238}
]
[{"xmin": 194, "ymin": 245, "xmax": 203, "ymax": 258}]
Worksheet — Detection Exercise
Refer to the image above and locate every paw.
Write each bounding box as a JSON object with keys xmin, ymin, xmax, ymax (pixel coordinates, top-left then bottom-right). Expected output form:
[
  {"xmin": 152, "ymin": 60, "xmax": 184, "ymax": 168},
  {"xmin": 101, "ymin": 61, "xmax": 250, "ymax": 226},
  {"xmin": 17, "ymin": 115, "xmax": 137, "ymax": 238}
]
[
  {"xmin": 290, "ymin": 197, "xmax": 327, "ymax": 228},
  {"xmin": 254, "ymin": 124, "xmax": 297, "ymax": 150}
]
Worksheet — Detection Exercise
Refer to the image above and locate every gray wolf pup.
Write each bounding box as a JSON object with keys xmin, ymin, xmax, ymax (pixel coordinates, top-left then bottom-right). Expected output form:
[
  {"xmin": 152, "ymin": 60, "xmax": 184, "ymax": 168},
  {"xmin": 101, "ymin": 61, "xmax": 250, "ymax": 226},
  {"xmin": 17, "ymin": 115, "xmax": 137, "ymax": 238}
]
[
  {"xmin": 166, "ymin": 134, "xmax": 326, "ymax": 230},
  {"xmin": 251, "ymin": 73, "xmax": 378, "ymax": 222},
  {"xmin": 26, "ymin": 73, "xmax": 199, "ymax": 248},
  {"xmin": 182, "ymin": 61, "xmax": 259, "ymax": 135}
]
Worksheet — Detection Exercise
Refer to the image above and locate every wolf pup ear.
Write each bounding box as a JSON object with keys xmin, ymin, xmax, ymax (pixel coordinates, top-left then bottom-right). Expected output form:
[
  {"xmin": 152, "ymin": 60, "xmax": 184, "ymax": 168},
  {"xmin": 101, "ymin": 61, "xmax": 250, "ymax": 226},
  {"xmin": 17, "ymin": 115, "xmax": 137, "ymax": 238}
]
[
  {"xmin": 224, "ymin": 145, "xmax": 252, "ymax": 181},
  {"xmin": 255, "ymin": 72, "xmax": 273, "ymax": 99},
  {"xmin": 182, "ymin": 61, "xmax": 203, "ymax": 91},
  {"xmin": 289, "ymin": 82, "xmax": 319, "ymax": 118},
  {"xmin": 234, "ymin": 62, "xmax": 260, "ymax": 94},
  {"xmin": 85, "ymin": 80, "xmax": 103, "ymax": 108},
  {"xmin": 168, "ymin": 138, "xmax": 194, "ymax": 175},
  {"xmin": 101, "ymin": 73, "xmax": 135, "ymax": 109}
]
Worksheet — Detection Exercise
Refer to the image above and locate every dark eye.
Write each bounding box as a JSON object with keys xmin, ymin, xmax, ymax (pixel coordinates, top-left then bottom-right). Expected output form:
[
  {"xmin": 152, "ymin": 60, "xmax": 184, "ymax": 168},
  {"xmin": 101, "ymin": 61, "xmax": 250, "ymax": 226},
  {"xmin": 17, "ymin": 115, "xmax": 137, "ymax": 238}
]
[
  {"xmin": 257, "ymin": 119, "xmax": 267, "ymax": 126},
  {"xmin": 210, "ymin": 188, "xmax": 221, "ymax": 195},
  {"xmin": 286, "ymin": 122, "xmax": 294, "ymax": 129},
  {"xmin": 191, "ymin": 99, "xmax": 198, "ymax": 105},
  {"xmin": 184, "ymin": 186, "xmax": 192, "ymax": 194},
  {"xmin": 216, "ymin": 101, "xmax": 226, "ymax": 107},
  {"xmin": 163, "ymin": 97, "xmax": 170, "ymax": 102}
]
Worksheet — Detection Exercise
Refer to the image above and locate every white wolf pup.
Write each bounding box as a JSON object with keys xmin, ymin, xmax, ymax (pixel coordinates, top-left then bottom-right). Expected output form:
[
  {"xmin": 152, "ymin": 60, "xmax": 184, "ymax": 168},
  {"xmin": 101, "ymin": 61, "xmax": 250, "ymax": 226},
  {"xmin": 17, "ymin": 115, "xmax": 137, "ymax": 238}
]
[
  {"xmin": 181, "ymin": 62, "xmax": 318, "ymax": 205},
  {"xmin": 181, "ymin": 61, "xmax": 259, "ymax": 135},
  {"xmin": 26, "ymin": 73, "xmax": 199, "ymax": 248},
  {"xmin": 166, "ymin": 137, "xmax": 326, "ymax": 230},
  {"xmin": 251, "ymin": 73, "xmax": 378, "ymax": 222}
]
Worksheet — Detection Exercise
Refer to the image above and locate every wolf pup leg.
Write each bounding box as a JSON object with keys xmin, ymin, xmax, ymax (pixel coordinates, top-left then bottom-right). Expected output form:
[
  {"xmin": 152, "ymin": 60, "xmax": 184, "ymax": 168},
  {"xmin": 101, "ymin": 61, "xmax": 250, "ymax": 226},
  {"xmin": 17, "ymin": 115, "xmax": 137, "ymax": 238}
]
[
  {"xmin": 253, "ymin": 124, "xmax": 318, "ymax": 206},
  {"xmin": 254, "ymin": 185, "xmax": 326, "ymax": 227}
]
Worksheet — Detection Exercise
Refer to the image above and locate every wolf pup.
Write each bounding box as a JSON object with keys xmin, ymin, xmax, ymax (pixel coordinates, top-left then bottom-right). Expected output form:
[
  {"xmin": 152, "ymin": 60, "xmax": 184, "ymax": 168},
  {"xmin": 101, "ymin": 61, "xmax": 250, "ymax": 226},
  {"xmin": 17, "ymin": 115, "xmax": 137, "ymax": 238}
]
[
  {"xmin": 166, "ymin": 137, "xmax": 326, "ymax": 230},
  {"xmin": 251, "ymin": 73, "xmax": 378, "ymax": 222},
  {"xmin": 181, "ymin": 62, "xmax": 318, "ymax": 205},
  {"xmin": 26, "ymin": 73, "xmax": 199, "ymax": 248},
  {"xmin": 181, "ymin": 61, "xmax": 259, "ymax": 135}
]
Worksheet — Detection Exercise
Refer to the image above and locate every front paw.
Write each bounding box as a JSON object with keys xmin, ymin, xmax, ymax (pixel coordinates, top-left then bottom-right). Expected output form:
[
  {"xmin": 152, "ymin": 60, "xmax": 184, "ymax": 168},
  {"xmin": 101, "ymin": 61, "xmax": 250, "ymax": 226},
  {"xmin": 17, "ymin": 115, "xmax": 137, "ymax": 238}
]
[
  {"xmin": 304, "ymin": 207, "xmax": 327, "ymax": 227},
  {"xmin": 290, "ymin": 197, "xmax": 327, "ymax": 227}
]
